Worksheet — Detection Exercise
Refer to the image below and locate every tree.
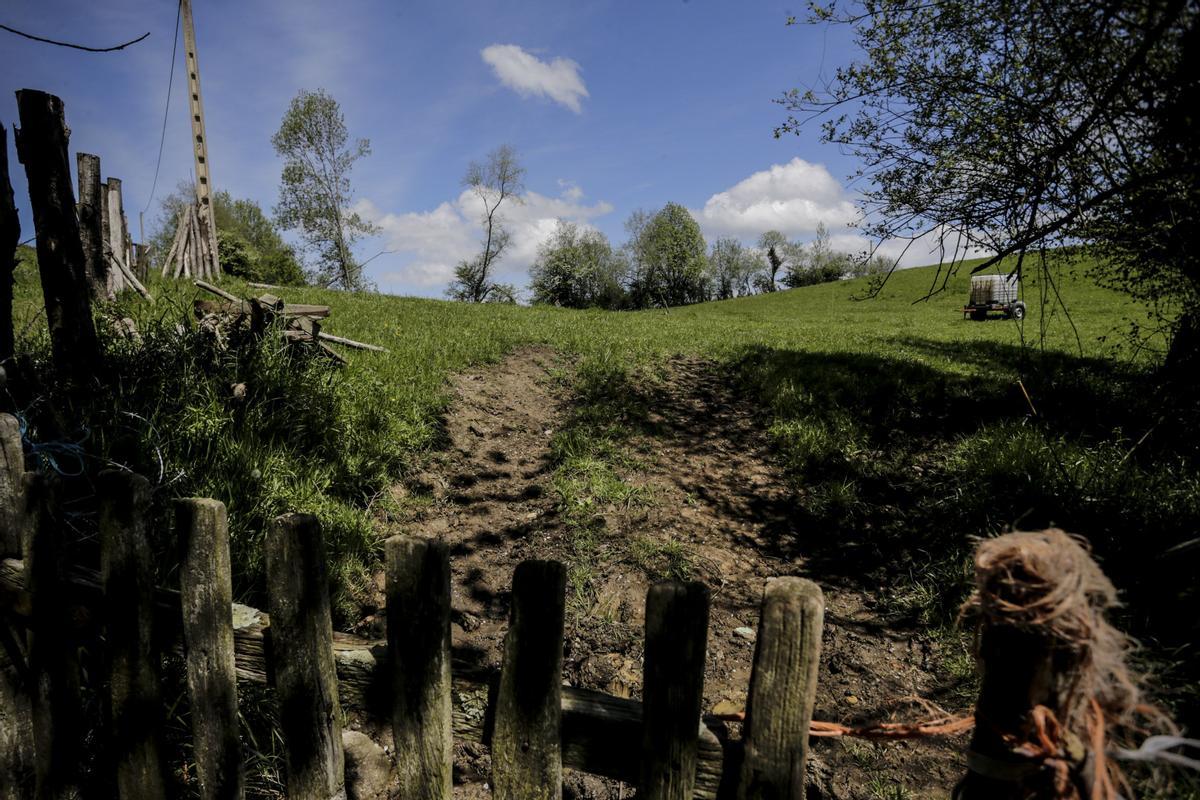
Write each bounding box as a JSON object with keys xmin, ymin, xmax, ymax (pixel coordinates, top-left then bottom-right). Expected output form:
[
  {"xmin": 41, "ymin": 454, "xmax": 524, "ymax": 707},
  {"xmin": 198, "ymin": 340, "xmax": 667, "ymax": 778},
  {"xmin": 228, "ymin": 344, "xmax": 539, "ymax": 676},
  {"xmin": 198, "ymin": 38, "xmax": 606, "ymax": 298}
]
[
  {"xmin": 150, "ymin": 183, "xmax": 304, "ymax": 284},
  {"xmin": 781, "ymin": 223, "xmax": 850, "ymax": 288},
  {"xmin": 625, "ymin": 203, "xmax": 709, "ymax": 308},
  {"xmin": 757, "ymin": 230, "xmax": 788, "ymax": 292},
  {"xmin": 447, "ymin": 145, "xmax": 525, "ymax": 303},
  {"xmin": 708, "ymin": 237, "xmax": 762, "ymax": 300},
  {"xmin": 530, "ymin": 219, "xmax": 625, "ymax": 308},
  {"xmin": 779, "ymin": 0, "xmax": 1200, "ymax": 368},
  {"xmin": 272, "ymin": 88, "xmax": 376, "ymax": 290}
]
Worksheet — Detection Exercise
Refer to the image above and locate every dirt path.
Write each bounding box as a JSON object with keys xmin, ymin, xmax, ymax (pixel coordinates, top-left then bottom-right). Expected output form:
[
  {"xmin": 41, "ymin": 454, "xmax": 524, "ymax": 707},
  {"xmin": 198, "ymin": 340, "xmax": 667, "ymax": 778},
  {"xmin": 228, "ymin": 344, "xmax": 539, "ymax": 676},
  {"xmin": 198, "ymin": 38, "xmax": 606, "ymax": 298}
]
[{"xmin": 382, "ymin": 348, "xmax": 969, "ymax": 799}]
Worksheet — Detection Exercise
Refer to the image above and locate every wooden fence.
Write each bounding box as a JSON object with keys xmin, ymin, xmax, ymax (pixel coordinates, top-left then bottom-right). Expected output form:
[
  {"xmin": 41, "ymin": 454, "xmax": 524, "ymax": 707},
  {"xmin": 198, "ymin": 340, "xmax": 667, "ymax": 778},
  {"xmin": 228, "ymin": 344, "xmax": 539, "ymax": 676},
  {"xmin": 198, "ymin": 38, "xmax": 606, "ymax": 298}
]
[{"xmin": 0, "ymin": 413, "xmax": 825, "ymax": 800}]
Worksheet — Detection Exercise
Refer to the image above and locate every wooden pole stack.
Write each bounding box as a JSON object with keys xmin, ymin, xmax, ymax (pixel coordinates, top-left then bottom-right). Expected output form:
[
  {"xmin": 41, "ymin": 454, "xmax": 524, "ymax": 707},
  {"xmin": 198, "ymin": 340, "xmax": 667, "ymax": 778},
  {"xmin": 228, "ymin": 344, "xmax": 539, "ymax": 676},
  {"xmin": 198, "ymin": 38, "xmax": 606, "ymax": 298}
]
[{"xmin": 161, "ymin": 196, "xmax": 220, "ymax": 281}]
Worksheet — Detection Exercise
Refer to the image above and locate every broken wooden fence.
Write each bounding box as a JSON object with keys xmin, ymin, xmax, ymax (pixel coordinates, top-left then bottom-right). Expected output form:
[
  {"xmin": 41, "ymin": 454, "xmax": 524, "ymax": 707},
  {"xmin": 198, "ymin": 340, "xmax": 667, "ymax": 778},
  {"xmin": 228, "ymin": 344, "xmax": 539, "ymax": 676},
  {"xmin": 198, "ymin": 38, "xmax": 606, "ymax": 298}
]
[{"xmin": 0, "ymin": 413, "xmax": 821, "ymax": 800}]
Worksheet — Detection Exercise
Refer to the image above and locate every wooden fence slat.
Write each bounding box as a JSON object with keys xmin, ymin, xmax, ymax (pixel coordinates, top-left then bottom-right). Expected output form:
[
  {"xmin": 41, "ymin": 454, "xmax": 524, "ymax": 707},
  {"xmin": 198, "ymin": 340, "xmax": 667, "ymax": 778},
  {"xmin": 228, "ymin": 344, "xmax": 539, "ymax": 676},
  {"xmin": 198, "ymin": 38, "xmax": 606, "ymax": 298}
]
[
  {"xmin": 0, "ymin": 413, "xmax": 30, "ymax": 558},
  {"xmin": 736, "ymin": 578, "xmax": 824, "ymax": 800},
  {"xmin": 24, "ymin": 473, "xmax": 82, "ymax": 800},
  {"xmin": 640, "ymin": 581, "xmax": 711, "ymax": 800},
  {"xmin": 104, "ymin": 178, "xmax": 127, "ymax": 293},
  {"xmin": 177, "ymin": 498, "xmax": 245, "ymax": 800},
  {"xmin": 1, "ymin": 121, "xmax": 20, "ymax": 365},
  {"xmin": 98, "ymin": 470, "xmax": 167, "ymax": 798},
  {"xmin": 492, "ymin": 559, "xmax": 566, "ymax": 800},
  {"xmin": 0, "ymin": 410, "xmax": 33, "ymax": 797},
  {"xmin": 13, "ymin": 90, "xmax": 101, "ymax": 386},
  {"xmin": 75, "ymin": 153, "xmax": 110, "ymax": 301},
  {"xmin": 386, "ymin": 536, "xmax": 452, "ymax": 799},
  {"xmin": 265, "ymin": 513, "xmax": 345, "ymax": 800}
]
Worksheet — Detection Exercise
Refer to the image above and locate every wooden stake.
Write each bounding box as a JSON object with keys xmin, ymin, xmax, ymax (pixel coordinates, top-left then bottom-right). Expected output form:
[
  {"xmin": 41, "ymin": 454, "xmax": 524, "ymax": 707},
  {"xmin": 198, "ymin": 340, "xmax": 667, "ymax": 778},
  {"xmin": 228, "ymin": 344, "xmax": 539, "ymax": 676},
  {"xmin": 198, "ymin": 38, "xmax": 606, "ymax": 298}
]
[
  {"xmin": 737, "ymin": 578, "xmax": 824, "ymax": 800},
  {"xmin": 105, "ymin": 178, "xmax": 127, "ymax": 293},
  {"xmin": 492, "ymin": 560, "xmax": 566, "ymax": 800},
  {"xmin": 24, "ymin": 473, "xmax": 83, "ymax": 800},
  {"xmin": 265, "ymin": 514, "xmax": 345, "ymax": 800},
  {"xmin": 0, "ymin": 121, "xmax": 17, "ymax": 366},
  {"xmin": 640, "ymin": 581, "xmax": 710, "ymax": 800},
  {"xmin": 13, "ymin": 90, "xmax": 101, "ymax": 387},
  {"xmin": 75, "ymin": 153, "xmax": 111, "ymax": 301},
  {"xmin": 98, "ymin": 471, "xmax": 166, "ymax": 799},
  {"xmin": 177, "ymin": 498, "xmax": 245, "ymax": 800},
  {"xmin": 386, "ymin": 536, "xmax": 453, "ymax": 799}
]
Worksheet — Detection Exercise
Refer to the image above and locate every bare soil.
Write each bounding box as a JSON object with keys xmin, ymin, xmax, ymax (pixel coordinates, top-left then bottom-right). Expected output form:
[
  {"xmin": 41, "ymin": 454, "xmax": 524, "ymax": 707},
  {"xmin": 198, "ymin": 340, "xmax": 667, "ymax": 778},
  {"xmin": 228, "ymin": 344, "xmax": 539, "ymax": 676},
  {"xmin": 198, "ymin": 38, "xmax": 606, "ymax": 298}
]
[{"xmin": 374, "ymin": 347, "xmax": 972, "ymax": 799}]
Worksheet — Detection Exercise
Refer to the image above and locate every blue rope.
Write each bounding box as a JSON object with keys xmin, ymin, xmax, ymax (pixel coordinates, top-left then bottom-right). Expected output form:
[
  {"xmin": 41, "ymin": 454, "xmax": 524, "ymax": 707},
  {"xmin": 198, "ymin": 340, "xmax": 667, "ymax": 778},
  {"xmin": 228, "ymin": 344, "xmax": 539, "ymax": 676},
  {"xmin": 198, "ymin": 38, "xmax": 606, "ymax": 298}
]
[{"xmin": 16, "ymin": 413, "xmax": 89, "ymax": 477}]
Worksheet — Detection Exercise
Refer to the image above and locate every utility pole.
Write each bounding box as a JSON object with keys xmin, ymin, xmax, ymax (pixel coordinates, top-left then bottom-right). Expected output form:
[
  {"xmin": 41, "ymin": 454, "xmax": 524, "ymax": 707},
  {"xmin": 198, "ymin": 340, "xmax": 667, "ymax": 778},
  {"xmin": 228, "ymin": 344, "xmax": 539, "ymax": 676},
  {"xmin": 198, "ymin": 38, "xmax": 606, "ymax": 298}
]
[{"xmin": 180, "ymin": 0, "xmax": 220, "ymax": 275}]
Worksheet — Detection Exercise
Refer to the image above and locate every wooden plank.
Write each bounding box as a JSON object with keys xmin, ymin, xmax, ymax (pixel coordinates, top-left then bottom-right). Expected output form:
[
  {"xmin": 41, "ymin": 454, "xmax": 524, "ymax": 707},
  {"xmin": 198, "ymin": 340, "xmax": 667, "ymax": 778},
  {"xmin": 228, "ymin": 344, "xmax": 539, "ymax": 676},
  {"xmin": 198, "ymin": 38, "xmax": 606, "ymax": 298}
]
[
  {"xmin": 640, "ymin": 581, "xmax": 711, "ymax": 800},
  {"xmin": 265, "ymin": 514, "xmax": 345, "ymax": 800},
  {"xmin": 75, "ymin": 153, "xmax": 110, "ymax": 301},
  {"xmin": 0, "ymin": 556, "xmax": 727, "ymax": 799},
  {"xmin": 282, "ymin": 304, "xmax": 331, "ymax": 318},
  {"xmin": 107, "ymin": 249, "xmax": 153, "ymax": 302},
  {"xmin": 24, "ymin": 474, "xmax": 83, "ymax": 800},
  {"xmin": 0, "ymin": 121, "xmax": 17, "ymax": 365},
  {"xmin": 177, "ymin": 498, "xmax": 245, "ymax": 800},
  {"xmin": 737, "ymin": 578, "xmax": 824, "ymax": 800},
  {"xmin": 316, "ymin": 331, "xmax": 387, "ymax": 352},
  {"xmin": 13, "ymin": 90, "xmax": 102, "ymax": 386},
  {"xmin": 98, "ymin": 471, "xmax": 167, "ymax": 798},
  {"xmin": 492, "ymin": 560, "xmax": 566, "ymax": 800},
  {"xmin": 386, "ymin": 536, "xmax": 452, "ymax": 799}
]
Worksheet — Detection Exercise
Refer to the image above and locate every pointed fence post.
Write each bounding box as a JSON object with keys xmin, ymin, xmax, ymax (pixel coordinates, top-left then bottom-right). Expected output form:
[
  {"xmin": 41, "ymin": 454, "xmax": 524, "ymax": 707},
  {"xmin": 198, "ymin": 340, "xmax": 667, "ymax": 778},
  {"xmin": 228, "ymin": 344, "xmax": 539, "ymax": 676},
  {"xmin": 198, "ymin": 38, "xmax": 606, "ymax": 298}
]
[
  {"xmin": 492, "ymin": 560, "xmax": 567, "ymax": 800},
  {"xmin": 639, "ymin": 581, "xmax": 710, "ymax": 800},
  {"xmin": 386, "ymin": 536, "xmax": 453, "ymax": 799},
  {"xmin": 736, "ymin": 578, "xmax": 824, "ymax": 800},
  {"xmin": 266, "ymin": 513, "xmax": 345, "ymax": 800},
  {"xmin": 99, "ymin": 470, "xmax": 167, "ymax": 798},
  {"xmin": 13, "ymin": 90, "xmax": 101, "ymax": 386},
  {"xmin": 76, "ymin": 153, "xmax": 111, "ymax": 300}
]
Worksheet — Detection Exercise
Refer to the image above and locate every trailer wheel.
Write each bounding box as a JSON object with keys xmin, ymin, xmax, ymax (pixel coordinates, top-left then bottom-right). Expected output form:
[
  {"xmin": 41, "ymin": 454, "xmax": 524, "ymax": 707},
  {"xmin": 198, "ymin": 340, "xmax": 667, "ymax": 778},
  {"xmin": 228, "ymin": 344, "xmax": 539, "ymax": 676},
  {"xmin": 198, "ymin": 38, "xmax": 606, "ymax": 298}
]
[{"xmin": 1011, "ymin": 301, "xmax": 1026, "ymax": 320}]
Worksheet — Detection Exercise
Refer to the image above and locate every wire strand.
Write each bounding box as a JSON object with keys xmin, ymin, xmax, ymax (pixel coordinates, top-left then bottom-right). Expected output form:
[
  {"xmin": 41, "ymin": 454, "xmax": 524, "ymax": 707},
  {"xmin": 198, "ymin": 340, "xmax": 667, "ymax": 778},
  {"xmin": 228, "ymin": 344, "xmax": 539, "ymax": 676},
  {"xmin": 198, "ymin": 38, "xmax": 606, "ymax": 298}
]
[
  {"xmin": 141, "ymin": 0, "xmax": 182, "ymax": 216},
  {"xmin": 0, "ymin": 23, "xmax": 149, "ymax": 52}
]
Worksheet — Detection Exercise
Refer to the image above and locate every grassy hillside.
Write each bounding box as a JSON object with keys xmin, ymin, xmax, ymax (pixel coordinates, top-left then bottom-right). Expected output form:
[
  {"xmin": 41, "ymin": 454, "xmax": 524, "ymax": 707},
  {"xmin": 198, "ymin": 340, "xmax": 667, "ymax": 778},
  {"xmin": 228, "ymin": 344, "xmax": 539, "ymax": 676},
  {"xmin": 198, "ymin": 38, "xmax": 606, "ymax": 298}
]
[{"xmin": 8, "ymin": 247, "xmax": 1195, "ymax": 652}]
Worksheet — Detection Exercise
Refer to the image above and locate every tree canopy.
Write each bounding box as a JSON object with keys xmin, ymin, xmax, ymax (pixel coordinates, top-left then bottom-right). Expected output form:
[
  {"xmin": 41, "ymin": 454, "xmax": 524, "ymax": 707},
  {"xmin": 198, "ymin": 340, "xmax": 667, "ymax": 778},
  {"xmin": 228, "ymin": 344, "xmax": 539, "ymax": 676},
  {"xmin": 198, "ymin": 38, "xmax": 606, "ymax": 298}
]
[
  {"xmin": 779, "ymin": 0, "xmax": 1200, "ymax": 366},
  {"xmin": 529, "ymin": 219, "xmax": 624, "ymax": 309},
  {"xmin": 625, "ymin": 203, "xmax": 709, "ymax": 308},
  {"xmin": 272, "ymin": 88, "xmax": 377, "ymax": 291},
  {"xmin": 447, "ymin": 145, "xmax": 525, "ymax": 303}
]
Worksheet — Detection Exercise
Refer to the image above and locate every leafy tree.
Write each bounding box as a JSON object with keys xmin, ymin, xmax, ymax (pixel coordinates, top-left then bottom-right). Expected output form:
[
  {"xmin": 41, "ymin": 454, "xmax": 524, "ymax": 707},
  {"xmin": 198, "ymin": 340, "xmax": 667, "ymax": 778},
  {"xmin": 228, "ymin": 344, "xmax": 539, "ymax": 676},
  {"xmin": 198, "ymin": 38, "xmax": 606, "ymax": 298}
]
[
  {"xmin": 757, "ymin": 230, "xmax": 788, "ymax": 292},
  {"xmin": 149, "ymin": 184, "xmax": 304, "ymax": 284},
  {"xmin": 625, "ymin": 203, "xmax": 709, "ymax": 308},
  {"xmin": 782, "ymin": 223, "xmax": 850, "ymax": 287},
  {"xmin": 779, "ymin": 0, "xmax": 1200, "ymax": 368},
  {"xmin": 530, "ymin": 219, "xmax": 625, "ymax": 308},
  {"xmin": 272, "ymin": 88, "xmax": 377, "ymax": 290},
  {"xmin": 708, "ymin": 237, "xmax": 762, "ymax": 300},
  {"xmin": 447, "ymin": 145, "xmax": 525, "ymax": 303}
]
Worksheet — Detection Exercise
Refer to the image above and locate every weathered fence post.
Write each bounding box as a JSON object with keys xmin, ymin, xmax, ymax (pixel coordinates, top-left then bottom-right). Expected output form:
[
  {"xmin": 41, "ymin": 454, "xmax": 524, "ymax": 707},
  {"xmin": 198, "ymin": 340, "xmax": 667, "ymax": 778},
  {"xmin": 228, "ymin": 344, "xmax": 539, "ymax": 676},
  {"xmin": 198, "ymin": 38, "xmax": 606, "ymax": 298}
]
[
  {"xmin": 0, "ymin": 416, "xmax": 33, "ymax": 797},
  {"xmin": 76, "ymin": 153, "xmax": 111, "ymax": 301},
  {"xmin": 177, "ymin": 498, "xmax": 245, "ymax": 800},
  {"xmin": 736, "ymin": 578, "xmax": 824, "ymax": 800},
  {"xmin": 24, "ymin": 473, "xmax": 83, "ymax": 800},
  {"xmin": 0, "ymin": 413, "xmax": 31, "ymax": 558},
  {"xmin": 492, "ymin": 559, "xmax": 567, "ymax": 800},
  {"xmin": 266, "ymin": 513, "xmax": 345, "ymax": 800},
  {"xmin": 13, "ymin": 90, "xmax": 101, "ymax": 386},
  {"xmin": 98, "ymin": 470, "xmax": 166, "ymax": 798},
  {"xmin": 640, "ymin": 581, "xmax": 710, "ymax": 800},
  {"xmin": 1, "ymin": 121, "xmax": 19, "ymax": 366},
  {"xmin": 386, "ymin": 536, "xmax": 452, "ymax": 799}
]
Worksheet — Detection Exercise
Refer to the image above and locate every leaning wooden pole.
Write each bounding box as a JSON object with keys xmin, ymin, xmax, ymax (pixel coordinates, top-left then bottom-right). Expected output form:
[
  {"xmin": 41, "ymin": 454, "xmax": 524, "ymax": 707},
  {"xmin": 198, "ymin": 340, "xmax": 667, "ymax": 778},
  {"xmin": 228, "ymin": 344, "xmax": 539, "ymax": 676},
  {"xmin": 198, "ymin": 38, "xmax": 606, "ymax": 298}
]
[
  {"xmin": 0, "ymin": 122, "xmax": 19, "ymax": 366},
  {"xmin": 13, "ymin": 90, "xmax": 101, "ymax": 387}
]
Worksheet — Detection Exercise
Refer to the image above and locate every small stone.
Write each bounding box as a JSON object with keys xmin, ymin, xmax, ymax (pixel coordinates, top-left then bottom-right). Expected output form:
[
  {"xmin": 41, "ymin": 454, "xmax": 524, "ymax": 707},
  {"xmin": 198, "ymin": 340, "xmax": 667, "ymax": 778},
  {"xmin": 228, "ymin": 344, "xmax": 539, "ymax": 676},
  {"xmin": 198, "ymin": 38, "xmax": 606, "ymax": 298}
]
[
  {"xmin": 711, "ymin": 699, "xmax": 742, "ymax": 717},
  {"xmin": 341, "ymin": 730, "xmax": 393, "ymax": 800},
  {"xmin": 844, "ymin": 695, "xmax": 859, "ymax": 706},
  {"xmin": 733, "ymin": 626, "xmax": 756, "ymax": 642}
]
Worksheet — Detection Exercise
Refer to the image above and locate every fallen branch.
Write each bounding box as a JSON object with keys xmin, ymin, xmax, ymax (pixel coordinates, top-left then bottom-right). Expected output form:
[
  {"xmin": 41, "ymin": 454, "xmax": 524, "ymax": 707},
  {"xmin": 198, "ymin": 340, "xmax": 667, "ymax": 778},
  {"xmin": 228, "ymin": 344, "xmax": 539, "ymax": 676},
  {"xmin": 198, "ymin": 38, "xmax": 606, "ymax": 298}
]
[{"xmin": 317, "ymin": 331, "xmax": 387, "ymax": 352}]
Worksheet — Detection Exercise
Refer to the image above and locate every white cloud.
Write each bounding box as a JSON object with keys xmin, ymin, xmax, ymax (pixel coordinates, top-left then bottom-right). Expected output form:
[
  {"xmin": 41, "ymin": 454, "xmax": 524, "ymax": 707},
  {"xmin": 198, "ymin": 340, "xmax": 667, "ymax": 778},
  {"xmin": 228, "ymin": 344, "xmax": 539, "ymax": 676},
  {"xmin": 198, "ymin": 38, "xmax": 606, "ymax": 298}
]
[
  {"xmin": 481, "ymin": 44, "xmax": 588, "ymax": 113},
  {"xmin": 696, "ymin": 158, "xmax": 860, "ymax": 239},
  {"xmin": 361, "ymin": 184, "xmax": 613, "ymax": 292}
]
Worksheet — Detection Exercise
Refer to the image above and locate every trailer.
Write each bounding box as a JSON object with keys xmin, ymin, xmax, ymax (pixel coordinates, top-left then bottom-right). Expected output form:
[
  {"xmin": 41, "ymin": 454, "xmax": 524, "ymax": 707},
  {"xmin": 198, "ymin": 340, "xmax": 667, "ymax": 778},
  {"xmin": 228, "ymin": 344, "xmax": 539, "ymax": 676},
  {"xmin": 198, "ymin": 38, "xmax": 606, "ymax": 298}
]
[{"xmin": 963, "ymin": 274, "xmax": 1025, "ymax": 320}]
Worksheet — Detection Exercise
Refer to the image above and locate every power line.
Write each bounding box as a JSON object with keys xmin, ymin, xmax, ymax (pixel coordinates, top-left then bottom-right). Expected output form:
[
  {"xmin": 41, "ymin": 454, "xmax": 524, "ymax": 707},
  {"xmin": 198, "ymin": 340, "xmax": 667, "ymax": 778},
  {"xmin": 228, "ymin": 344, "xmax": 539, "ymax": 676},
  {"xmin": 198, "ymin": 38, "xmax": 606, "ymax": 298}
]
[
  {"xmin": 0, "ymin": 23, "xmax": 149, "ymax": 52},
  {"xmin": 141, "ymin": 1, "xmax": 182, "ymax": 216}
]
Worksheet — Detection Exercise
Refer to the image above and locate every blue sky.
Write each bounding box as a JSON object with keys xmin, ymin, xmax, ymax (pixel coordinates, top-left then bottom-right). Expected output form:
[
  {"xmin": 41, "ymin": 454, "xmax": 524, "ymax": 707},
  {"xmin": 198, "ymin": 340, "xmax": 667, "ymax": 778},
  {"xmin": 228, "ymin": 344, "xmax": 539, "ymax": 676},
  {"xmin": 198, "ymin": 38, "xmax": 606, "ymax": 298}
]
[{"xmin": 1, "ymin": 0, "xmax": 923, "ymax": 296}]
